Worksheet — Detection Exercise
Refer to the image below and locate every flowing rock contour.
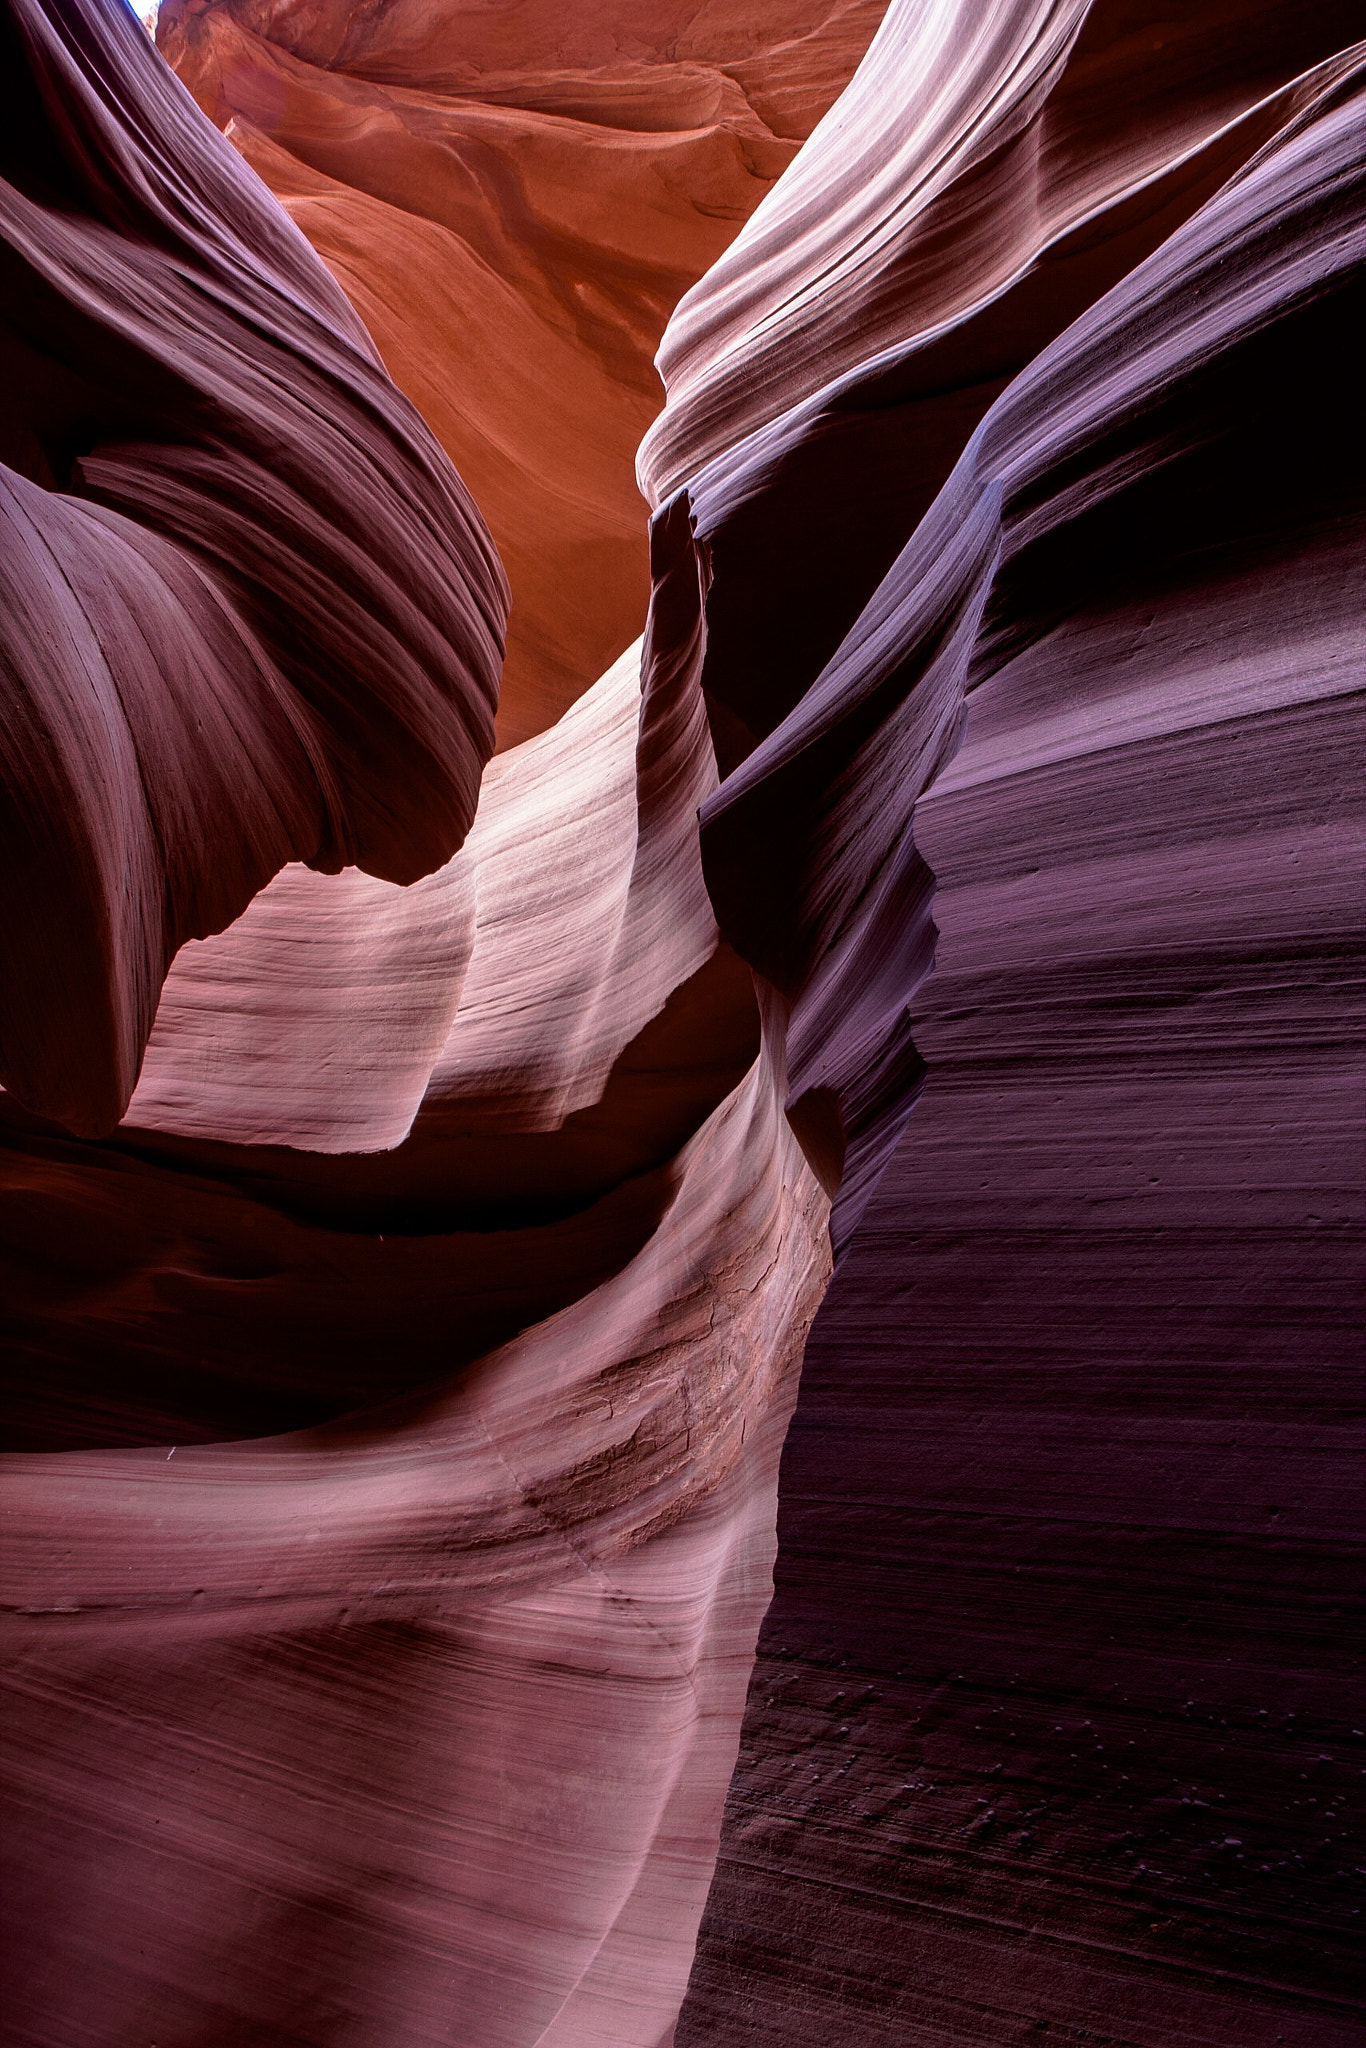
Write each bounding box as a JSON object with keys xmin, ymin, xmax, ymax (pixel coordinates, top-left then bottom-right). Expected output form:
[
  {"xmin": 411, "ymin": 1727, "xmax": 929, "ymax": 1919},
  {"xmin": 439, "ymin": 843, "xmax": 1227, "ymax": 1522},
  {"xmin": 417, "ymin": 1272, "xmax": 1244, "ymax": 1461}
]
[
  {"xmin": 1, "ymin": 0, "xmax": 1362, "ymax": 2044},
  {"xmin": 0, "ymin": 0, "xmax": 506, "ymax": 1139},
  {"xmin": 0, "ymin": 2, "xmax": 872, "ymax": 2042},
  {"xmin": 633, "ymin": 3, "xmax": 1364, "ymax": 2039},
  {"xmin": 160, "ymin": 0, "xmax": 889, "ymax": 745}
]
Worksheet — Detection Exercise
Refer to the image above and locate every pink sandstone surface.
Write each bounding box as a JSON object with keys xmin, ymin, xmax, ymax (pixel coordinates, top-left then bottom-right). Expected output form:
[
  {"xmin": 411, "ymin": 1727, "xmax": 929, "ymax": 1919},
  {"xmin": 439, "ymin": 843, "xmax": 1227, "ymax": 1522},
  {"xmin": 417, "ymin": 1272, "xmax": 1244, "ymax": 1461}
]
[{"xmin": 1, "ymin": 0, "xmax": 1362, "ymax": 2043}]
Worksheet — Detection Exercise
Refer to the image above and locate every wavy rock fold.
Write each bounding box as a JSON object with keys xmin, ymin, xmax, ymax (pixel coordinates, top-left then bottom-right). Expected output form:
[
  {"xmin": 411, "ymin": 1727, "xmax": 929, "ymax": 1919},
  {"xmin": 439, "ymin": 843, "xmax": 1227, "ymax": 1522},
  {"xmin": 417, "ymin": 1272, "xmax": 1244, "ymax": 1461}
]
[{"xmin": 1, "ymin": 1, "xmax": 1361, "ymax": 2044}]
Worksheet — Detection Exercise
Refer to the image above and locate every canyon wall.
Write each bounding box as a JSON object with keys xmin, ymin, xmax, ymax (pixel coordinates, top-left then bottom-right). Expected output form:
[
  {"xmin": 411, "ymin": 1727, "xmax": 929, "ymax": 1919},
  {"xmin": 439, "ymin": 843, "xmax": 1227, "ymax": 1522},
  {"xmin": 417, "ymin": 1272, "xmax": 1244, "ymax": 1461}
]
[
  {"xmin": 641, "ymin": 4, "xmax": 1365, "ymax": 2040},
  {"xmin": 159, "ymin": 0, "xmax": 887, "ymax": 746},
  {"xmin": 0, "ymin": 3, "xmax": 870, "ymax": 2042},
  {"xmin": 1, "ymin": 0, "xmax": 1361, "ymax": 2044}
]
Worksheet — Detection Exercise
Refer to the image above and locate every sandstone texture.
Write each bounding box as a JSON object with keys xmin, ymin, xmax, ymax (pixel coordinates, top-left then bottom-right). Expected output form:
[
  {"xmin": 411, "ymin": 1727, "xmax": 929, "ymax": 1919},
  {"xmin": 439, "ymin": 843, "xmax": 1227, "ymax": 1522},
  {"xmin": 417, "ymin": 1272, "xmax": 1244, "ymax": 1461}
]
[
  {"xmin": 641, "ymin": 5, "xmax": 1364, "ymax": 2041},
  {"xmin": 160, "ymin": 0, "xmax": 887, "ymax": 745},
  {"xmin": 0, "ymin": 3, "xmax": 864, "ymax": 2041},
  {"xmin": 1, "ymin": 0, "xmax": 1361, "ymax": 2044}
]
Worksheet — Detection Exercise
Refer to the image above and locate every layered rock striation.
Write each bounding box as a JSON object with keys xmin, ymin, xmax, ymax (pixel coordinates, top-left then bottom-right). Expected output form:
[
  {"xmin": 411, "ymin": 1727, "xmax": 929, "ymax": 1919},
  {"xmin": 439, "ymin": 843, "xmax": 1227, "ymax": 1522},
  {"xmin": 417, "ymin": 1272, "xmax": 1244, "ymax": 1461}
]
[
  {"xmin": 635, "ymin": 4, "xmax": 1365, "ymax": 2040},
  {"xmin": 1, "ymin": 0, "xmax": 1362, "ymax": 2044},
  {"xmin": 160, "ymin": 0, "xmax": 888, "ymax": 745},
  {"xmin": 0, "ymin": 3, "xmax": 870, "ymax": 2041},
  {"xmin": 0, "ymin": 0, "xmax": 506, "ymax": 1139}
]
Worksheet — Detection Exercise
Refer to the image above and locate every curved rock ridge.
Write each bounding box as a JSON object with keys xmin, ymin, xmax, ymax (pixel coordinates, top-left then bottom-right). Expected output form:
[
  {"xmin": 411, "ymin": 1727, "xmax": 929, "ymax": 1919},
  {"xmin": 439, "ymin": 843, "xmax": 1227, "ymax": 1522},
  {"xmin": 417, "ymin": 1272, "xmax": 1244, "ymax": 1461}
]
[
  {"xmin": 638, "ymin": 0, "xmax": 1363, "ymax": 772},
  {"xmin": 0, "ymin": 10, "xmax": 843, "ymax": 2037},
  {"xmin": 158, "ymin": 0, "xmax": 888, "ymax": 748},
  {"xmin": 651, "ymin": 19, "xmax": 1364, "ymax": 2044},
  {"xmin": 2, "ymin": 0, "xmax": 1362, "ymax": 2042},
  {"xmin": 641, "ymin": 0, "xmax": 1364, "ymax": 500},
  {"xmin": 2, "ymin": 1037, "xmax": 831, "ymax": 2047},
  {"xmin": 0, "ymin": 451, "xmax": 808, "ymax": 2039},
  {"xmin": 0, "ymin": 0, "xmax": 507, "ymax": 1140},
  {"xmin": 691, "ymin": 34, "xmax": 1366, "ymax": 1252},
  {"xmin": 122, "ymin": 634, "xmax": 716, "ymax": 1152},
  {"xmin": 0, "ymin": 621, "xmax": 762, "ymax": 1449}
]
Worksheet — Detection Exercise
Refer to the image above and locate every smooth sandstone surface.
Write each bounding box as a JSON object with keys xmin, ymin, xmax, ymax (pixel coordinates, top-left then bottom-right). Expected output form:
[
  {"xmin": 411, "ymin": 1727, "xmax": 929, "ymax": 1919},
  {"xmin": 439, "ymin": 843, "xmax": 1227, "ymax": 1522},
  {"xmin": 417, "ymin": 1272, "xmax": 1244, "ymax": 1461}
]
[
  {"xmin": 641, "ymin": 6, "xmax": 1363, "ymax": 2039},
  {"xmin": 0, "ymin": 3, "xmax": 869, "ymax": 2041},
  {"xmin": 1, "ymin": 0, "xmax": 1362, "ymax": 2043},
  {"xmin": 160, "ymin": 0, "xmax": 887, "ymax": 746},
  {"xmin": 0, "ymin": 0, "xmax": 506, "ymax": 1138},
  {"xmin": 4, "ymin": 1040, "xmax": 830, "ymax": 2048}
]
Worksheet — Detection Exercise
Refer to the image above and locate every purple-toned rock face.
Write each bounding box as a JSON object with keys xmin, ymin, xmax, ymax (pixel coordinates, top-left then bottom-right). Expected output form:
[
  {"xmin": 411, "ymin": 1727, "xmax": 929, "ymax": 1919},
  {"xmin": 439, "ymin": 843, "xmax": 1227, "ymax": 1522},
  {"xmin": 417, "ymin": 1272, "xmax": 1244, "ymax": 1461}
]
[
  {"xmin": 1, "ymin": 0, "xmax": 1361, "ymax": 2043},
  {"xmin": 655, "ymin": 12, "xmax": 1366, "ymax": 2042},
  {"xmin": 0, "ymin": 0, "xmax": 508, "ymax": 1139}
]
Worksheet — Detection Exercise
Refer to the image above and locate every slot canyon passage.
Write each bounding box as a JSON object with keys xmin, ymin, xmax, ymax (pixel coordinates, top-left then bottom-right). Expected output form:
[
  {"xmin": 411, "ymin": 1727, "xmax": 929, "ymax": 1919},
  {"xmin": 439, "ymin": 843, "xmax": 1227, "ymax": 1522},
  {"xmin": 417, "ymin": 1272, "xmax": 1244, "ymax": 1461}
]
[{"xmin": 0, "ymin": 0, "xmax": 1362, "ymax": 2039}]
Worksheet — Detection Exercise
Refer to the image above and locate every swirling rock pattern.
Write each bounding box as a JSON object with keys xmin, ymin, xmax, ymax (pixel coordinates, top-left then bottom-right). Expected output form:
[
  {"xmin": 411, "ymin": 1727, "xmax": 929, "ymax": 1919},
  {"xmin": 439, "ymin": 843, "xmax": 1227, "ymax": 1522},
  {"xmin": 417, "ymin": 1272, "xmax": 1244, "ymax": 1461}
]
[
  {"xmin": 3, "ymin": 1042, "xmax": 830, "ymax": 2046},
  {"xmin": 0, "ymin": 2, "xmax": 863, "ymax": 2041},
  {"xmin": 653, "ymin": 9, "xmax": 1365, "ymax": 2042},
  {"xmin": 1, "ymin": 0, "xmax": 1362, "ymax": 2044},
  {"xmin": 0, "ymin": 0, "xmax": 507, "ymax": 1139},
  {"xmin": 160, "ymin": 0, "xmax": 888, "ymax": 745}
]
